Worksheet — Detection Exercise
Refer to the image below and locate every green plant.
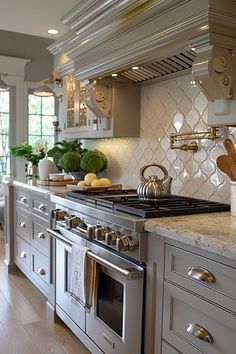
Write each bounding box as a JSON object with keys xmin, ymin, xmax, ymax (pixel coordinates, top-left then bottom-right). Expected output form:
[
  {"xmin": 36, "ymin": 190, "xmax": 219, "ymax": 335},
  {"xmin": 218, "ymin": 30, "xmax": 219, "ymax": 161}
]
[
  {"xmin": 10, "ymin": 142, "xmax": 46, "ymax": 165},
  {"xmin": 47, "ymin": 140, "xmax": 85, "ymax": 169},
  {"xmin": 80, "ymin": 150, "xmax": 107, "ymax": 173},
  {"xmin": 47, "ymin": 140, "xmax": 108, "ymax": 173},
  {"xmin": 58, "ymin": 151, "xmax": 81, "ymax": 172}
]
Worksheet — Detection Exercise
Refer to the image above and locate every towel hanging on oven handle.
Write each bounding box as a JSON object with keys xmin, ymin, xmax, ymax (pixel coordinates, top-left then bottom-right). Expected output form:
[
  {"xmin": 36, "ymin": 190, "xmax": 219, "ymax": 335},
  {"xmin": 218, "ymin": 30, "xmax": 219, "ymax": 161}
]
[{"xmin": 47, "ymin": 228, "xmax": 143, "ymax": 280}]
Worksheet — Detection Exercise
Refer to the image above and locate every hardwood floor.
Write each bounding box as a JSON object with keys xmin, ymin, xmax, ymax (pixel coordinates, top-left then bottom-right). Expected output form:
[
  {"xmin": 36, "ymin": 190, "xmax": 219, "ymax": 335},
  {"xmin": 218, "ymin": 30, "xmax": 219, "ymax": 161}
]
[{"xmin": 0, "ymin": 239, "xmax": 90, "ymax": 354}]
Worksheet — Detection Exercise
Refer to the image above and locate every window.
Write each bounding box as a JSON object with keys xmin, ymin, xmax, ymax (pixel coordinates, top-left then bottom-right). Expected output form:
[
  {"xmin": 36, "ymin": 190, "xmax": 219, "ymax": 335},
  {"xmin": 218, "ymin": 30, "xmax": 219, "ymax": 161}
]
[
  {"xmin": 28, "ymin": 93, "xmax": 56, "ymax": 149},
  {"xmin": 0, "ymin": 91, "xmax": 10, "ymax": 174}
]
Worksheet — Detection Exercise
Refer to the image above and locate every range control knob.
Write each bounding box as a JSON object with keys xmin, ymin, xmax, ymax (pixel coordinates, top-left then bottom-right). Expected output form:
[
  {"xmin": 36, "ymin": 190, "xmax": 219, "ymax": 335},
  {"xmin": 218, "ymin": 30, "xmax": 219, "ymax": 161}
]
[
  {"xmin": 65, "ymin": 216, "xmax": 82, "ymax": 228},
  {"xmin": 87, "ymin": 226, "xmax": 96, "ymax": 239},
  {"xmin": 116, "ymin": 235, "xmax": 135, "ymax": 252},
  {"xmin": 87, "ymin": 225, "xmax": 102, "ymax": 239},
  {"xmin": 52, "ymin": 209, "xmax": 68, "ymax": 221},
  {"xmin": 95, "ymin": 227, "xmax": 111, "ymax": 241},
  {"xmin": 105, "ymin": 231, "xmax": 121, "ymax": 245}
]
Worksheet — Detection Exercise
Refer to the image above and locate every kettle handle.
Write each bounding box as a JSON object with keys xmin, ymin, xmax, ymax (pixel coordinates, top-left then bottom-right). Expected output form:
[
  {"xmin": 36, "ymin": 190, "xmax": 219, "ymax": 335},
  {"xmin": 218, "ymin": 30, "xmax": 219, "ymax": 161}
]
[{"xmin": 139, "ymin": 163, "xmax": 169, "ymax": 182}]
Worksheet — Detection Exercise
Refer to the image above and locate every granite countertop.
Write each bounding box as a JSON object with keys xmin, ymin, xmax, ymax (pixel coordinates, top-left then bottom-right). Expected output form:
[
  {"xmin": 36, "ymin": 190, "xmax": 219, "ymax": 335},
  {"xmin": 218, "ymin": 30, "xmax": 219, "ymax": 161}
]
[{"xmin": 144, "ymin": 212, "xmax": 236, "ymax": 261}]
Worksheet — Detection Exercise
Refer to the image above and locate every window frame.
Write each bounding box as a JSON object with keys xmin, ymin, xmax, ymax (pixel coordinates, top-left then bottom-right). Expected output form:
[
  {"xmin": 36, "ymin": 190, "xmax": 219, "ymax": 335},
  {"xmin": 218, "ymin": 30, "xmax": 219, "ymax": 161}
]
[
  {"xmin": 27, "ymin": 89, "xmax": 58, "ymax": 148},
  {"xmin": 0, "ymin": 86, "xmax": 16, "ymax": 175}
]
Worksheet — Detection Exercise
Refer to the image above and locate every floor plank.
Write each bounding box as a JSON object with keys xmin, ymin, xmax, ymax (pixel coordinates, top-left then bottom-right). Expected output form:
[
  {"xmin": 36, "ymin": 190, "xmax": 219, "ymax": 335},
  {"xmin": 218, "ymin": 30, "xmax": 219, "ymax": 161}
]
[
  {"xmin": 0, "ymin": 291, "xmax": 40, "ymax": 354},
  {"xmin": 0, "ymin": 322, "xmax": 16, "ymax": 354},
  {"xmin": 0, "ymin": 238, "xmax": 90, "ymax": 354}
]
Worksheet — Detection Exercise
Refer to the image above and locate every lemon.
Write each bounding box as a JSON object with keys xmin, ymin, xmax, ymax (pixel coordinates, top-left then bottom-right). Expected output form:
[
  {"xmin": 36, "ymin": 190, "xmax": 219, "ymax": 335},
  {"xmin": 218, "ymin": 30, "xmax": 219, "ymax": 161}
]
[
  {"xmin": 84, "ymin": 173, "xmax": 97, "ymax": 186},
  {"xmin": 99, "ymin": 177, "xmax": 112, "ymax": 187},
  {"xmin": 77, "ymin": 180, "xmax": 86, "ymax": 187},
  {"xmin": 91, "ymin": 179, "xmax": 102, "ymax": 187}
]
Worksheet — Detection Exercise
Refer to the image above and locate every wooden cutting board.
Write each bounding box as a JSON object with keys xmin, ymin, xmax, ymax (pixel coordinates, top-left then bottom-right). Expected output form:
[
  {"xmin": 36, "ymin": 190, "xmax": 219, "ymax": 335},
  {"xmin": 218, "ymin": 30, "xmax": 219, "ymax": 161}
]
[
  {"xmin": 37, "ymin": 179, "xmax": 79, "ymax": 186},
  {"xmin": 67, "ymin": 183, "xmax": 122, "ymax": 192}
]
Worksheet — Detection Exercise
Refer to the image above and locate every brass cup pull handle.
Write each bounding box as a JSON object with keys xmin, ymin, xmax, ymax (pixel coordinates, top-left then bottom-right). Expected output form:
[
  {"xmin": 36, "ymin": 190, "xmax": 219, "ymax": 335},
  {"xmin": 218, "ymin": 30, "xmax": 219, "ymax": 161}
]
[
  {"xmin": 38, "ymin": 204, "xmax": 45, "ymax": 211},
  {"xmin": 20, "ymin": 251, "xmax": 27, "ymax": 259},
  {"xmin": 37, "ymin": 232, "xmax": 46, "ymax": 239},
  {"xmin": 187, "ymin": 323, "xmax": 213, "ymax": 343},
  {"xmin": 20, "ymin": 221, "xmax": 26, "ymax": 228},
  {"xmin": 187, "ymin": 266, "xmax": 216, "ymax": 283},
  {"xmin": 20, "ymin": 196, "xmax": 27, "ymax": 203},
  {"xmin": 37, "ymin": 268, "xmax": 46, "ymax": 276}
]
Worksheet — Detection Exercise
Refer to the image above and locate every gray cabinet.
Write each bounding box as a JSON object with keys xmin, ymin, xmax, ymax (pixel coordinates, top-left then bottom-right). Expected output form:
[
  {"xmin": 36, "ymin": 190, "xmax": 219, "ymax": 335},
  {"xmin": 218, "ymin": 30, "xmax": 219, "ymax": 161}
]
[
  {"xmin": 146, "ymin": 234, "xmax": 236, "ymax": 354},
  {"xmin": 14, "ymin": 186, "xmax": 52, "ymax": 297},
  {"xmin": 163, "ymin": 281, "xmax": 236, "ymax": 354},
  {"xmin": 162, "ymin": 341, "xmax": 180, "ymax": 354}
]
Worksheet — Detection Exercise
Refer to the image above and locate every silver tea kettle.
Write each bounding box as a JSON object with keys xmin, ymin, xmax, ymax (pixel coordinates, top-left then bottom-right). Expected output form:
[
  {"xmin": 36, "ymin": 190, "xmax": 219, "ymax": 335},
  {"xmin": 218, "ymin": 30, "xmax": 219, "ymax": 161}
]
[{"xmin": 137, "ymin": 163, "xmax": 172, "ymax": 200}]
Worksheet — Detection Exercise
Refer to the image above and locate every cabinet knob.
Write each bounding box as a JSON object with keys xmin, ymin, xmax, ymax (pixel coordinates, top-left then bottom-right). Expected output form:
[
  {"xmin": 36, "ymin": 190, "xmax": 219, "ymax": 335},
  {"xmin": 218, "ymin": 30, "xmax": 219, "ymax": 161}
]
[
  {"xmin": 37, "ymin": 232, "xmax": 46, "ymax": 239},
  {"xmin": 20, "ymin": 196, "xmax": 27, "ymax": 203},
  {"xmin": 187, "ymin": 266, "xmax": 215, "ymax": 283},
  {"xmin": 37, "ymin": 268, "xmax": 46, "ymax": 276},
  {"xmin": 20, "ymin": 251, "xmax": 27, "ymax": 259},
  {"xmin": 19, "ymin": 221, "xmax": 26, "ymax": 228},
  {"xmin": 38, "ymin": 203, "xmax": 45, "ymax": 211},
  {"xmin": 187, "ymin": 322, "xmax": 213, "ymax": 343}
]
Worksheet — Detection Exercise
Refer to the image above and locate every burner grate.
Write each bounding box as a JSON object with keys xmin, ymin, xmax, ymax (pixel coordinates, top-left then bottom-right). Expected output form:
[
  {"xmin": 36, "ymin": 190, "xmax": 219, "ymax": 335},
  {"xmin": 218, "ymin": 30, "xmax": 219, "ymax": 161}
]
[
  {"xmin": 114, "ymin": 197, "xmax": 230, "ymax": 217},
  {"xmin": 65, "ymin": 190, "xmax": 230, "ymax": 218}
]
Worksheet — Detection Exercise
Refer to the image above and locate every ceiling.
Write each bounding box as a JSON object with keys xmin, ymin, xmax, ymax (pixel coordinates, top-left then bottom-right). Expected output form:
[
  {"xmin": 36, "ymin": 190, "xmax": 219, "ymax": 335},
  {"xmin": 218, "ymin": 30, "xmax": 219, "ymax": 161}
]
[{"xmin": 0, "ymin": 0, "xmax": 79, "ymax": 39}]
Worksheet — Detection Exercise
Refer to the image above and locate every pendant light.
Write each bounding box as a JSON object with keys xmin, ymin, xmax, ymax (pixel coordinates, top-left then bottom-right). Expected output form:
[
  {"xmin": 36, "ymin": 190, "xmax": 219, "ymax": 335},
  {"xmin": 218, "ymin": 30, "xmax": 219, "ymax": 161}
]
[
  {"xmin": 33, "ymin": 83, "xmax": 54, "ymax": 97},
  {"xmin": 0, "ymin": 74, "xmax": 9, "ymax": 91}
]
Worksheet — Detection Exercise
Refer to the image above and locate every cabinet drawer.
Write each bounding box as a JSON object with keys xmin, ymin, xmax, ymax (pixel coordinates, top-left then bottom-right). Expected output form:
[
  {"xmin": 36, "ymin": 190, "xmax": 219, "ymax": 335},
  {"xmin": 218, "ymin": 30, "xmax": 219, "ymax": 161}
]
[
  {"xmin": 165, "ymin": 244, "xmax": 236, "ymax": 312},
  {"xmin": 15, "ymin": 190, "xmax": 30, "ymax": 209},
  {"xmin": 31, "ymin": 196, "xmax": 50, "ymax": 220},
  {"xmin": 162, "ymin": 341, "xmax": 181, "ymax": 354},
  {"xmin": 31, "ymin": 215, "xmax": 49, "ymax": 257},
  {"xmin": 15, "ymin": 236, "xmax": 30, "ymax": 276},
  {"xmin": 15, "ymin": 208, "xmax": 30, "ymax": 242},
  {"xmin": 31, "ymin": 247, "xmax": 49, "ymax": 296},
  {"xmin": 163, "ymin": 281, "xmax": 236, "ymax": 354}
]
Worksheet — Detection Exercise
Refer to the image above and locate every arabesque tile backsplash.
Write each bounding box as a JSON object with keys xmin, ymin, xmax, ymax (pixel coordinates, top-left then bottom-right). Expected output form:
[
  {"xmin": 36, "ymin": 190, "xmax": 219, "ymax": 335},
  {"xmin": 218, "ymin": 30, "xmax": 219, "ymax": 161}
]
[{"xmin": 84, "ymin": 74, "xmax": 236, "ymax": 203}]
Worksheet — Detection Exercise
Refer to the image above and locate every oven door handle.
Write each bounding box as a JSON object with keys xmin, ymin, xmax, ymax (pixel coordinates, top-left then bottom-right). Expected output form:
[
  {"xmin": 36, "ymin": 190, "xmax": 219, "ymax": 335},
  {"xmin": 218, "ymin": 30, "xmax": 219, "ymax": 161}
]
[{"xmin": 47, "ymin": 228, "xmax": 143, "ymax": 280}]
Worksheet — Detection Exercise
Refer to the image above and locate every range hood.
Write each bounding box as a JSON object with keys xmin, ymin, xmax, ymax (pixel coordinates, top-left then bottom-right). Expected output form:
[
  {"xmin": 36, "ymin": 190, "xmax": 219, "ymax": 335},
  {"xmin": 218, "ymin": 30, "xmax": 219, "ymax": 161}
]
[{"xmin": 49, "ymin": 0, "xmax": 236, "ymax": 123}]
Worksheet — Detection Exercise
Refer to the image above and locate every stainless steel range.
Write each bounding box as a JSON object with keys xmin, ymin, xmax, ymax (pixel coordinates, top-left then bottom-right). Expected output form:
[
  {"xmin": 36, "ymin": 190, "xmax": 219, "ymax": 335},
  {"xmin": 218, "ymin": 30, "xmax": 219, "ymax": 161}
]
[{"xmin": 48, "ymin": 190, "xmax": 229, "ymax": 354}]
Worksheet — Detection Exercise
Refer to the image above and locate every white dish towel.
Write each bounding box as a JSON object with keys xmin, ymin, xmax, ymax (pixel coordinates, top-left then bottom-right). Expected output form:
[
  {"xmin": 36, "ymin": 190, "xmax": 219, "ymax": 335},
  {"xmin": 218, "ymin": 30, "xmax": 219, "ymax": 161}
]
[{"xmin": 70, "ymin": 243, "xmax": 96, "ymax": 311}]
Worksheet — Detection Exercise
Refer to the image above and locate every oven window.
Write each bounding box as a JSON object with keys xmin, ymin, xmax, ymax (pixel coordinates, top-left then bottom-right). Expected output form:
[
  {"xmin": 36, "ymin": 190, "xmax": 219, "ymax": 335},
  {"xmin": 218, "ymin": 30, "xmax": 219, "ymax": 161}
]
[{"xmin": 97, "ymin": 271, "xmax": 123, "ymax": 337}]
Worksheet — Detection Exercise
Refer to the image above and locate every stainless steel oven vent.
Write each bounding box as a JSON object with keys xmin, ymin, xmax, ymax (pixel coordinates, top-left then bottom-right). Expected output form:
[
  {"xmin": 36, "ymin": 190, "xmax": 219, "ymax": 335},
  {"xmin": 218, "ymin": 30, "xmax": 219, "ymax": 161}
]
[{"xmin": 119, "ymin": 50, "xmax": 196, "ymax": 84}]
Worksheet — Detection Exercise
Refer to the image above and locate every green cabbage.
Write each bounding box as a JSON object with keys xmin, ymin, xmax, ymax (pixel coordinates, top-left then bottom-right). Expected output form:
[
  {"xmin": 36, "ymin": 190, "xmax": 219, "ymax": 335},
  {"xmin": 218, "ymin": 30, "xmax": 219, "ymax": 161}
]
[
  {"xmin": 80, "ymin": 150, "xmax": 107, "ymax": 173},
  {"xmin": 58, "ymin": 151, "xmax": 81, "ymax": 172}
]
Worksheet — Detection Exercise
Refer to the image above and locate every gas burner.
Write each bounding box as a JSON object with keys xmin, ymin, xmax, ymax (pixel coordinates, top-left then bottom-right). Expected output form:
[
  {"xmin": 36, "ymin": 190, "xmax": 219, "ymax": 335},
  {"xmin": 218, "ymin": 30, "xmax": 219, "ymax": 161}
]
[{"xmin": 65, "ymin": 190, "xmax": 230, "ymax": 218}]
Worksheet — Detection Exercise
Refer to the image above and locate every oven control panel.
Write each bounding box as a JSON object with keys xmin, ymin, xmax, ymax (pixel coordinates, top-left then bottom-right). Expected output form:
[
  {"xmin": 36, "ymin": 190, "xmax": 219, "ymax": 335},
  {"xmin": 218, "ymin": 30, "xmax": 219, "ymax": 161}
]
[
  {"xmin": 52, "ymin": 208, "xmax": 138, "ymax": 255},
  {"xmin": 87, "ymin": 225, "xmax": 135, "ymax": 252}
]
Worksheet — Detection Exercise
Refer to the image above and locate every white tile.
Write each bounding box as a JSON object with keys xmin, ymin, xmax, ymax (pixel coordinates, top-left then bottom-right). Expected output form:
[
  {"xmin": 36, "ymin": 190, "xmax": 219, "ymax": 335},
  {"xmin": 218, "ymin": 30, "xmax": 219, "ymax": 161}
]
[{"xmin": 85, "ymin": 74, "xmax": 233, "ymax": 203}]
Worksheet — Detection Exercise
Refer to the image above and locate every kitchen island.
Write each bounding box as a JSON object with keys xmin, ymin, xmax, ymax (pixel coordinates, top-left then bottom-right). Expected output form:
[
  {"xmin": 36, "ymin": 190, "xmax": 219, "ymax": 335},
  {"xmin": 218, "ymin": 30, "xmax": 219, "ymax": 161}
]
[{"xmin": 144, "ymin": 212, "xmax": 236, "ymax": 354}]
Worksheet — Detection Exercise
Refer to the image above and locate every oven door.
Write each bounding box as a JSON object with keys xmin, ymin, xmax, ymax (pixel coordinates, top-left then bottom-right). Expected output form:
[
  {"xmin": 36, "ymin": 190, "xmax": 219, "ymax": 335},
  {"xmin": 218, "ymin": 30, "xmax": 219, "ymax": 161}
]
[
  {"xmin": 86, "ymin": 241, "xmax": 144, "ymax": 354},
  {"xmin": 56, "ymin": 236, "xmax": 86, "ymax": 331}
]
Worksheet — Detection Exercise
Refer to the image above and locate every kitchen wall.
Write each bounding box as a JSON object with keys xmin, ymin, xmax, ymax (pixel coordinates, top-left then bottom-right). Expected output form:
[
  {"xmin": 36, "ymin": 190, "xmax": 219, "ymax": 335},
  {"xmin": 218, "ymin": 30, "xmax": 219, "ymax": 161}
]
[
  {"xmin": 0, "ymin": 30, "xmax": 54, "ymax": 82},
  {"xmin": 84, "ymin": 74, "xmax": 236, "ymax": 203}
]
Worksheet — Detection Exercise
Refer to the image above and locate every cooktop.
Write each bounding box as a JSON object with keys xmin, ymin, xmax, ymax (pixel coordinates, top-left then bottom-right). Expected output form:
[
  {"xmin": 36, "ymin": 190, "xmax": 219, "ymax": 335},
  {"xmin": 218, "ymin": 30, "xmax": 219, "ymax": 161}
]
[{"xmin": 65, "ymin": 189, "xmax": 230, "ymax": 218}]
